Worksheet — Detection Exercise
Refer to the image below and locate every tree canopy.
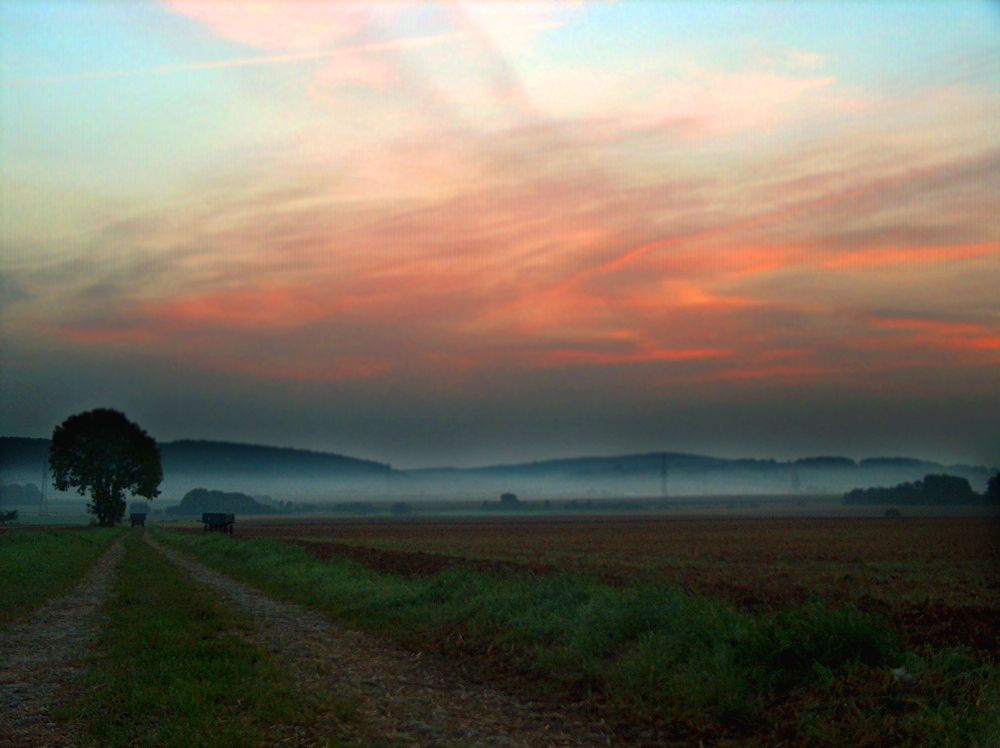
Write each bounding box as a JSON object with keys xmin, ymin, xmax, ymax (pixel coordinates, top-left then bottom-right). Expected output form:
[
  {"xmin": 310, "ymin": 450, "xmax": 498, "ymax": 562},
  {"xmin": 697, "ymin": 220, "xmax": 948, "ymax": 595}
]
[
  {"xmin": 49, "ymin": 409, "xmax": 162, "ymax": 525},
  {"xmin": 844, "ymin": 473, "xmax": 978, "ymax": 506}
]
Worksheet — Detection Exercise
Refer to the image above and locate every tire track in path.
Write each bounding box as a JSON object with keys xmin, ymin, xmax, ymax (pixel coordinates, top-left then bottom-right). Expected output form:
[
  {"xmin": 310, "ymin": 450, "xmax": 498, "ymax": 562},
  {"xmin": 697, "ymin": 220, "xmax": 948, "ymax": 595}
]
[
  {"xmin": 0, "ymin": 535, "xmax": 125, "ymax": 748},
  {"xmin": 147, "ymin": 535, "xmax": 615, "ymax": 748}
]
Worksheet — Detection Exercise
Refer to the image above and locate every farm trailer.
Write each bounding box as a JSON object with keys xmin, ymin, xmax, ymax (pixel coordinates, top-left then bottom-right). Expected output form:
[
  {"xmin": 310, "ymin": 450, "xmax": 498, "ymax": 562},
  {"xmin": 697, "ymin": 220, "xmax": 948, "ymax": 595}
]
[{"xmin": 202, "ymin": 512, "xmax": 235, "ymax": 534}]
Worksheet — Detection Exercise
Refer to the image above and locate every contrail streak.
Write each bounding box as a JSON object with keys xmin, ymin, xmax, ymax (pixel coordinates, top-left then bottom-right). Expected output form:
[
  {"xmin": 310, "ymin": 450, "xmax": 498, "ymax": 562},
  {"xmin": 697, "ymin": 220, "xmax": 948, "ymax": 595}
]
[{"xmin": 2, "ymin": 22, "xmax": 561, "ymax": 86}]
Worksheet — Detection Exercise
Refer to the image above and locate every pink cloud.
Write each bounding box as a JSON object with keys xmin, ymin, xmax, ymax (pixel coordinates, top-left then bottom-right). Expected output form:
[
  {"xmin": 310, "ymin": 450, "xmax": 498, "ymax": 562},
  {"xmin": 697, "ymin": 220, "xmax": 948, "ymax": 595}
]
[
  {"xmin": 163, "ymin": 1, "xmax": 380, "ymax": 49},
  {"xmin": 311, "ymin": 54, "xmax": 392, "ymax": 91},
  {"xmin": 635, "ymin": 71, "xmax": 834, "ymax": 132}
]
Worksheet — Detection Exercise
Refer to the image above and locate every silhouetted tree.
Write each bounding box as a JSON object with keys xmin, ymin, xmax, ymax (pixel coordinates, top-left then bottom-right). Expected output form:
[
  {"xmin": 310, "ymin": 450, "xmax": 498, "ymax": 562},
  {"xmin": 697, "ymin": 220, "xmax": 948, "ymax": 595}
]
[
  {"xmin": 499, "ymin": 492, "xmax": 520, "ymax": 509},
  {"xmin": 49, "ymin": 409, "xmax": 162, "ymax": 526},
  {"xmin": 987, "ymin": 472, "xmax": 1000, "ymax": 504}
]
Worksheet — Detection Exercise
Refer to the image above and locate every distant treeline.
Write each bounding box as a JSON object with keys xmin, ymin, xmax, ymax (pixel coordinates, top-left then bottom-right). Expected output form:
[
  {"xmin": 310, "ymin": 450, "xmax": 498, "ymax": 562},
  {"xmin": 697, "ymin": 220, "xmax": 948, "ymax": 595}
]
[
  {"xmin": 167, "ymin": 489, "xmax": 274, "ymax": 516},
  {"xmin": 165, "ymin": 488, "xmax": 317, "ymax": 516},
  {"xmin": 0, "ymin": 483, "xmax": 42, "ymax": 505},
  {"xmin": 844, "ymin": 473, "xmax": 1000, "ymax": 506}
]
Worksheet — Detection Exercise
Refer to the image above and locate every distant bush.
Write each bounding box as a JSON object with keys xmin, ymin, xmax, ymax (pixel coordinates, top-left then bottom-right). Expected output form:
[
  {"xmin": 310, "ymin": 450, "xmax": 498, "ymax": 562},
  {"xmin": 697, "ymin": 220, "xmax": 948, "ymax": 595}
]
[
  {"xmin": 390, "ymin": 502, "xmax": 412, "ymax": 517},
  {"xmin": 844, "ymin": 474, "xmax": 978, "ymax": 505},
  {"xmin": 884, "ymin": 508, "xmax": 902, "ymax": 518},
  {"xmin": 0, "ymin": 509, "xmax": 18, "ymax": 523},
  {"xmin": 481, "ymin": 493, "xmax": 523, "ymax": 511},
  {"xmin": 0, "ymin": 483, "xmax": 42, "ymax": 506},
  {"xmin": 499, "ymin": 492, "xmax": 521, "ymax": 508},
  {"xmin": 167, "ymin": 488, "xmax": 275, "ymax": 516}
]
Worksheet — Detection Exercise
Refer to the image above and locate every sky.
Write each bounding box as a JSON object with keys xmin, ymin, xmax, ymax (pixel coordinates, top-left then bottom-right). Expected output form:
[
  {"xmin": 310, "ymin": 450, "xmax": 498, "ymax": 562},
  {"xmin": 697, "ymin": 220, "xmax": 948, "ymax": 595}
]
[{"xmin": 2, "ymin": 1, "xmax": 999, "ymax": 469}]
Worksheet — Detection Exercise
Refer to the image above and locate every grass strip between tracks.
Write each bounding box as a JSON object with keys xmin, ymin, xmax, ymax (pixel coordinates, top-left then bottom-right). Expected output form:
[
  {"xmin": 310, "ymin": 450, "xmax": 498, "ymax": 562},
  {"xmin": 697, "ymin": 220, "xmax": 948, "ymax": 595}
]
[
  {"xmin": 152, "ymin": 528, "xmax": 1000, "ymax": 747},
  {"xmin": 64, "ymin": 532, "xmax": 342, "ymax": 748},
  {"xmin": 0, "ymin": 527, "xmax": 123, "ymax": 625}
]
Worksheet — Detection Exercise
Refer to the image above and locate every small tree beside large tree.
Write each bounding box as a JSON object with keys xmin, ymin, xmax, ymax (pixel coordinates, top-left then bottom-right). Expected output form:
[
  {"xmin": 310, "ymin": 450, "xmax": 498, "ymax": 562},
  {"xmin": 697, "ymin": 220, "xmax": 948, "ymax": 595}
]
[
  {"xmin": 987, "ymin": 472, "xmax": 1000, "ymax": 504},
  {"xmin": 49, "ymin": 409, "xmax": 163, "ymax": 526}
]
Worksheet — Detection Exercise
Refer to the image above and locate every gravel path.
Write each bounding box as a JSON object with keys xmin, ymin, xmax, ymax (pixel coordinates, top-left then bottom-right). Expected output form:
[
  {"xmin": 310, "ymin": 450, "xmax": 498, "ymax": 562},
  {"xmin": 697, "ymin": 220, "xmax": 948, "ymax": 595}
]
[
  {"xmin": 0, "ymin": 535, "xmax": 125, "ymax": 748},
  {"xmin": 147, "ymin": 535, "xmax": 616, "ymax": 748}
]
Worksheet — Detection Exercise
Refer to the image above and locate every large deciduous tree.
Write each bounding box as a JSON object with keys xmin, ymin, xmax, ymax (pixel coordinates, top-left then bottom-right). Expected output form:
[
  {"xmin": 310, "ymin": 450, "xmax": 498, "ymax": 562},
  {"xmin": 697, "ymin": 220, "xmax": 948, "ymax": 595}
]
[{"xmin": 49, "ymin": 409, "xmax": 162, "ymax": 525}]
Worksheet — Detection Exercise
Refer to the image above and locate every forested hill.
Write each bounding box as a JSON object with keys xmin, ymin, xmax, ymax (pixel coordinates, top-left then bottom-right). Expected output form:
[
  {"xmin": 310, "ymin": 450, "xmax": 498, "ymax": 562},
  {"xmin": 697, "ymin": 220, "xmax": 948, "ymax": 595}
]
[
  {"xmin": 410, "ymin": 452, "xmax": 976, "ymax": 478},
  {"xmin": 0, "ymin": 437, "xmax": 390, "ymax": 479},
  {"xmin": 405, "ymin": 452, "xmax": 994, "ymax": 494},
  {"xmin": 161, "ymin": 440, "xmax": 390, "ymax": 476},
  {"xmin": 1, "ymin": 436, "xmax": 992, "ymax": 492}
]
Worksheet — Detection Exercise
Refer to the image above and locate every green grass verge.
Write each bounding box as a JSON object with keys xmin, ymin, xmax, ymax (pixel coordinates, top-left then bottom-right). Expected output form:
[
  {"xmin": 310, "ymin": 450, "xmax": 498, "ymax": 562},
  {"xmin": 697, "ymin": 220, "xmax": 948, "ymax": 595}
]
[
  {"xmin": 65, "ymin": 533, "xmax": 342, "ymax": 748},
  {"xmin": 0, "ymin": 527, "xmax": 122, "ymax": 624},
  {"xmin": 152, "ymin": 529, "xmax": 1000, "ymax": 746}
]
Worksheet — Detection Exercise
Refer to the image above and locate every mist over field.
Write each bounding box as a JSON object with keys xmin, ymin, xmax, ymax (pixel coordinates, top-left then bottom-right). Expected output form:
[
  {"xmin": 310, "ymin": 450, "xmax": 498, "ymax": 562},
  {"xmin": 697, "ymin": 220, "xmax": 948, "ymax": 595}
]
[{"xmin": 2, "ymin": 436, "xmax": 995, "ymax": 514}]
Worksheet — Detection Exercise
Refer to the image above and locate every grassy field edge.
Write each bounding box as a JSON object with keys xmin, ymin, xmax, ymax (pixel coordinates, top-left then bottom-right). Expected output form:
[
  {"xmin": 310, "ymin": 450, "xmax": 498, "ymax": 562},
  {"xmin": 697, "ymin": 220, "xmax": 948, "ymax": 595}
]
[
  {"xmin": 0, "ymin": 527, "xmax": 123, "ymax": 625},
  {"xmin": 152, "ymin": 527, "xmax": 1000, "ymax": 747},
  {"xmin": 63, "ymin": 532, "xmax": 347, "ymax": 748}
]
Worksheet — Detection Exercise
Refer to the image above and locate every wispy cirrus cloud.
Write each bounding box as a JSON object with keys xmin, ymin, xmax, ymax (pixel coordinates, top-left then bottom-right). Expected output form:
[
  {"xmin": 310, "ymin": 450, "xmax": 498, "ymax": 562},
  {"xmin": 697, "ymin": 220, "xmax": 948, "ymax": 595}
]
[
  {"xmin": 2, "ymin": 25, "xmax": 559, "ymax": 87},
  {"xmin": 7, "ymin": 5, "xmax": 998, "ymax": 398}
]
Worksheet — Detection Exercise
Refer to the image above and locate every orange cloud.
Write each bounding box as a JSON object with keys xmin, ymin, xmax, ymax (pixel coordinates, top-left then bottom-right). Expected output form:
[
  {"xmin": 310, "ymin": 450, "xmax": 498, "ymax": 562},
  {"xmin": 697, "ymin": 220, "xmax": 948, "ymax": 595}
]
[
  {"xmin": 532, "ymin": 346, "xmax": 730, "ymax": 368},
  {"xmin": 844, "ymin": 316, "xmax": 1000, "ymax": 369},
  {"xmin": 821, "ymin": 242, "xmax": 998, "ymax": 270},
  {"xmin": 146, "ymin": 284, "xmax": 344, "ymax": 330}
]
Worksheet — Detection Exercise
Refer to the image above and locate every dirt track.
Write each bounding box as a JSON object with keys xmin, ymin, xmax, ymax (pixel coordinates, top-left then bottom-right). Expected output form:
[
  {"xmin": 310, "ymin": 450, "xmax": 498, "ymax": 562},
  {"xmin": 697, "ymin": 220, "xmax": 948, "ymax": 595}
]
[
  {"xmin": 0, "ymin": 536, "xmax": 124, "ymax": 748},
  {"xmin": 146, "ymin": 535, "xmax": 616, "ymax": 748}
]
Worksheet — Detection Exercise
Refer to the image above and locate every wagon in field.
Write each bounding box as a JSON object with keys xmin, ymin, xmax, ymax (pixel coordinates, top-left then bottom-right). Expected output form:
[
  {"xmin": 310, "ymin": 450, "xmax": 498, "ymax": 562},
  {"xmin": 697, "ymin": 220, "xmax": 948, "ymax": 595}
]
[
  {"xmin": 130, "ymin": 512, "xmax": 147, "ymax": 527},
  {"xmin": 202, "ymin": 512, "xmax": 235, "ymax": 534}
]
